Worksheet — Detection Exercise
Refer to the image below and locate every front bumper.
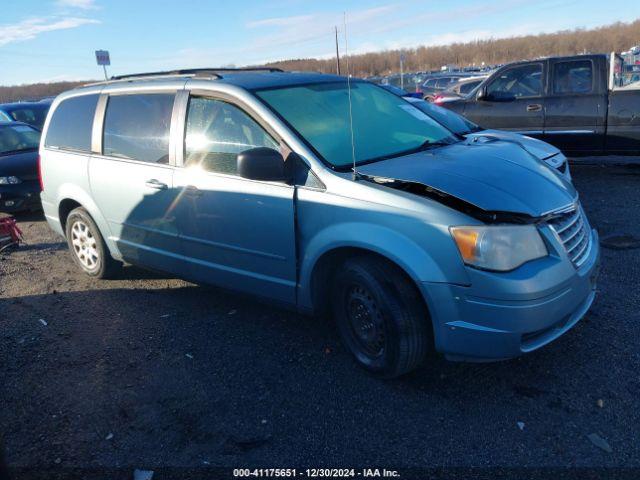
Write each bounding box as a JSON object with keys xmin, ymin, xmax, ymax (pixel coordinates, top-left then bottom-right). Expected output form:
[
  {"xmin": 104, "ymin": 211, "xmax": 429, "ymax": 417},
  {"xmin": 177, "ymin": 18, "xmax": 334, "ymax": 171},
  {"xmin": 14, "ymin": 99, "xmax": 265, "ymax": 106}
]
[
  {"xmin": 422, "ymin": 228, "xmax": 600, "ymax": 361},
  {"xmin": 0, "ymin": 181, "xmax": 41, "ymax": 212}
]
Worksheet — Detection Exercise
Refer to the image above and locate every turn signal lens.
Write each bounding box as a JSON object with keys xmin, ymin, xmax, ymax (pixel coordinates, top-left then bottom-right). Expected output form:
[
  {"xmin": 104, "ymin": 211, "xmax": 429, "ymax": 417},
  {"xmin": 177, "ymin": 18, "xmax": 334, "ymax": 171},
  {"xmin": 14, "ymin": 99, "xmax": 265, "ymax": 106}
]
[{"xmin": 450, "ymin": 227, "xmax": 479, "ymax": 262}]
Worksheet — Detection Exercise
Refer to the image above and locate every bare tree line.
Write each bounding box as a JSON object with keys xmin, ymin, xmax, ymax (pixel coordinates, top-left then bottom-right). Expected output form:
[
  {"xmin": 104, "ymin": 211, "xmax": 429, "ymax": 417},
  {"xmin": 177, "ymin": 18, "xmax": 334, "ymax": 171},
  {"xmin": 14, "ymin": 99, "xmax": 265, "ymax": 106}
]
[
  {"xmin": 267, "ymin": 19, "xmax": 640, "ymax": 76},
  {"xmin": 0, "ymin": 81, "xmax": 88, "ymax": 103},
  {"xmin": 0, "ymin": 19, "xmax": 638, "ymax": 103}
]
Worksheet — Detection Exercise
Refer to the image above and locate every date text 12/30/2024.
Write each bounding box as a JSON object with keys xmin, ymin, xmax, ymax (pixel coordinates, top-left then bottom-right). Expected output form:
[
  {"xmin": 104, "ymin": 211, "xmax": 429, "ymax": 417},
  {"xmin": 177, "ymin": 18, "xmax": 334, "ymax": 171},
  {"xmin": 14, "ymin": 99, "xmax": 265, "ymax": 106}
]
[{"xmin": 233, "ymin": 469, "xmax": 401, "ymax": 477}]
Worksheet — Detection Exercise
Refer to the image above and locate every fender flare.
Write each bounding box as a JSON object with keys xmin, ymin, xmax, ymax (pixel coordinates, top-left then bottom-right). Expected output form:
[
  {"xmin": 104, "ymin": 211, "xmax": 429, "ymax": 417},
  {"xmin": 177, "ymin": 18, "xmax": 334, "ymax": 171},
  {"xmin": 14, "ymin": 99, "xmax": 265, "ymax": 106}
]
[
  {"xmin": 55, "ymin": 183, "xmax": 122, "ymax": 260},
  {"xmin": 298, "ymin": 222, "xmax": 451, "ymax": 311}
]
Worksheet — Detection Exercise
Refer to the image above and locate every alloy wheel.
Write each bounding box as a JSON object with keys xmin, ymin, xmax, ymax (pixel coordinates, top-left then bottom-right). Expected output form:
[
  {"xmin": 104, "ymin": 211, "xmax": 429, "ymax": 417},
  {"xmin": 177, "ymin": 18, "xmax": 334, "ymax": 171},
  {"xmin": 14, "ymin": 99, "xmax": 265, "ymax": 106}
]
[{"xmin": 70, "ymin": 220, "xmax": 99, "ymax": 270}]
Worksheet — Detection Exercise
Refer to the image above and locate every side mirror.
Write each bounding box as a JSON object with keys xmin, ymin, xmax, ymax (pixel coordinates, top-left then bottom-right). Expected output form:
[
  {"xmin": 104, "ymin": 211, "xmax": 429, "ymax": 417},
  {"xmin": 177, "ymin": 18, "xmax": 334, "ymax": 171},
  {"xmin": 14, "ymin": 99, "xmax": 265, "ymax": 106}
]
[
  {"xmin": 476, "ymin": 88, "xmax": 487, "ymax": 101},
  {"xmin": 237, "ymin": 147, "xmax": 286, "ymax": 182}
]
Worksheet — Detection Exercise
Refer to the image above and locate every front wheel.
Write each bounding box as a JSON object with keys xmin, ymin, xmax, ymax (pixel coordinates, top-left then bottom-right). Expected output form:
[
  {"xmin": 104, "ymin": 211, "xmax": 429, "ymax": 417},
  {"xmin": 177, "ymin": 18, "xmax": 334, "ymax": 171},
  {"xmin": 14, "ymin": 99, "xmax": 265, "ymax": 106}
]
[
  {"xmin": 65, "ymin": 207, "xmax": 121, "ymax": 279},
  {"xmin": 331, "ymin": 256, "xmax": 431, "ymax": 378}
]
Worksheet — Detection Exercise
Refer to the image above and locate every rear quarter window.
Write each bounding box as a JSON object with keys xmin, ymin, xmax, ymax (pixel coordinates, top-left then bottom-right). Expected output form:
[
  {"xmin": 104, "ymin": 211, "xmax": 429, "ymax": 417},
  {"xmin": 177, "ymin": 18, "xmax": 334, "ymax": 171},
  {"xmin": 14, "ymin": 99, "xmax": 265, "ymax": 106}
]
[
  {"xmin": 553, "ymin": 60, "xmax": 593, "ymax": 94},
  {"xmin": 45, "ymin": 94, "xmax": 99, "ymax": 152},
  {"xmin": 102, "ymin": 93, "xmax": 175, "ymax": 164}
]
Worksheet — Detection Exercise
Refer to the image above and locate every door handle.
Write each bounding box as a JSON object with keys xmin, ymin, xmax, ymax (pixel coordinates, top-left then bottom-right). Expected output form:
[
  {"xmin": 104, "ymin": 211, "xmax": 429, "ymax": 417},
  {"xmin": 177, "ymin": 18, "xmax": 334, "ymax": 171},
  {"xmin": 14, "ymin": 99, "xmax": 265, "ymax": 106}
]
[
  {"xmin": 184, "ymin": 185, "xmax": 203, "ymax": 197},
  {"xmin": 527, "ymin": 104, "xmax": 542, "ymax": 112},
  {"xmin": 145, "ymin": 179, "xmax": 168, "ymax": 190}
]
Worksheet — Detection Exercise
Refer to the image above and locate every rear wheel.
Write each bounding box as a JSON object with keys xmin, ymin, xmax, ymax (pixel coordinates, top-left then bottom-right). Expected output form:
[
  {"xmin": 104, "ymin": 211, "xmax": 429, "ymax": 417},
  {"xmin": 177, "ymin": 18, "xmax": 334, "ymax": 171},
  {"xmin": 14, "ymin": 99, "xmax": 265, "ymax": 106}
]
[
  {"xmin": 65, "ymin": 207, "xmax": 121, "ymax": 279},
  {"xmin": 331, "ymin": 256, "xmax": 431, "ymax": 378}
]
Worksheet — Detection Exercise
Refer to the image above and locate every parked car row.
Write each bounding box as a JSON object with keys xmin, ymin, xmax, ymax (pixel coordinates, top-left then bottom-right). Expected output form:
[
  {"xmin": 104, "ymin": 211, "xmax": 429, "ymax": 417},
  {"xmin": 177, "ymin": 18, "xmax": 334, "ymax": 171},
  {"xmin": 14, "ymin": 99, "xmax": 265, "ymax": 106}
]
[
  {"xmin": 0, "ymin": 122, "xmax": 42, "ymax": 212},
  {"xmin": 419, "ymin": 73, "xmax": 486, "ymax": 101},
  {"xmin": 34, "ymin": 68, "xmax": 599, "ymax": 377},
  {"xmin": 430, "ymin": 76, "xmax": 487, "ymax": 104}
]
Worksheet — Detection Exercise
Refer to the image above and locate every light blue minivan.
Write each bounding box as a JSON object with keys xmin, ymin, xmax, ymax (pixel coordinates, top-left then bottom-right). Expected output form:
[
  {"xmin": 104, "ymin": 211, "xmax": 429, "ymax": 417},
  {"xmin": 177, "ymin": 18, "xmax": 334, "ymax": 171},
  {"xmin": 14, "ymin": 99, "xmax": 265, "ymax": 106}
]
[{"xmin": 39, "ymin": 69, "xmax": 600, "ymax": 377}]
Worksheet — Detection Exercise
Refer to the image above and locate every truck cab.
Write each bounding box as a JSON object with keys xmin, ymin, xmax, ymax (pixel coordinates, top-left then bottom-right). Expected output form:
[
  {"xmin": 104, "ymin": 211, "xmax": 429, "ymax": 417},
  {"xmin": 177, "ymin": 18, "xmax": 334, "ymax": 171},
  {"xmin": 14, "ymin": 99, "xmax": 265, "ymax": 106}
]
[{"xmin": 445, "ymin": 54, "xmax": 640, "ymax": 155}]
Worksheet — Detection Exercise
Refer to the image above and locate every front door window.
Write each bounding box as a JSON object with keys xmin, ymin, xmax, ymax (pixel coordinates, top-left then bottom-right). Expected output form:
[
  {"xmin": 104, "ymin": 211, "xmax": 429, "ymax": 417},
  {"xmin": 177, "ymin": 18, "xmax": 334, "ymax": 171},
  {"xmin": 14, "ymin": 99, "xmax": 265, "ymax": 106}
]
[
  {"xmin": 486, "ymin": 64, "xmax": 543, "ymax": 101},
  {"xmin": 184, "ymin": 97, "xmax": 278, "ymax": 175}
]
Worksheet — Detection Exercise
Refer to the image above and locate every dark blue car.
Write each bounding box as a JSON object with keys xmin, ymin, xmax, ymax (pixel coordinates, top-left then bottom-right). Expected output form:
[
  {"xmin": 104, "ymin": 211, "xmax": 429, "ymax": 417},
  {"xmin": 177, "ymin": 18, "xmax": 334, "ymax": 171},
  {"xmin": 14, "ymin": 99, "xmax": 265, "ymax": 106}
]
[
  {"xmin": 0, "ymin": 102, "xmax": 50, "ymax": 130},
  {"xmin": 0, "ymin": 122, "xmax": 41, "ymax": 212}
]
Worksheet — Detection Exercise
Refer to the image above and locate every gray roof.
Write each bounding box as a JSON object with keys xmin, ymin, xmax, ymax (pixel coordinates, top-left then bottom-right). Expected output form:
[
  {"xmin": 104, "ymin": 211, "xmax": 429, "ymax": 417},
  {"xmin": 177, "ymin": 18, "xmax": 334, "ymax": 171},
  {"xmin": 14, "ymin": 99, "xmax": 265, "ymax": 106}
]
[
  {"xmin": 215, "ymin": 71, "xmax": 346, "ymax": 89},
  {"xmin": 85, "ymin": 70, "xmax": 349, "ymax": 91}
]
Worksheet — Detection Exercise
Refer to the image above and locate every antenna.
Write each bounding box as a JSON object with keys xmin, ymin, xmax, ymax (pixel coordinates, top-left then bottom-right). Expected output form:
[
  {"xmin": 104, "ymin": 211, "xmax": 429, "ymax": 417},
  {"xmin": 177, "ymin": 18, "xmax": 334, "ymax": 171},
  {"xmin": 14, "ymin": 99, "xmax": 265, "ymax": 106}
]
[
  {"xmin": 335, "ymin": 26, "xmax": 341, "ymax": 75},
  {"xmin": 343, "ymin": 12, "xmax": 358, "ymax": 181}
]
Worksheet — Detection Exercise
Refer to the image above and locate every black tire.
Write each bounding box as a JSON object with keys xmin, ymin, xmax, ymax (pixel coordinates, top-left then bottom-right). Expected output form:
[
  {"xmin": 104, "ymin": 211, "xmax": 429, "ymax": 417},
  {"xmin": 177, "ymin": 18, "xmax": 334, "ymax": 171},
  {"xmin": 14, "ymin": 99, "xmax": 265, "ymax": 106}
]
[
  {"xmin": 65, "ymin": 207, "xmax": 121, "ymax": 279},
  {"xmin": 331, "ymin": 256, "xmax": 431, "ymax": 378}
]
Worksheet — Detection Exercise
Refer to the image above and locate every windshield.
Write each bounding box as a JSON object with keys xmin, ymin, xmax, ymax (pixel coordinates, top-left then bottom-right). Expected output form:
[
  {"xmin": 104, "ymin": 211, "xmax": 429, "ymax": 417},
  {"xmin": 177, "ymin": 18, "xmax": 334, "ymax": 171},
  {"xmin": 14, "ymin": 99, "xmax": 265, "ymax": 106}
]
[
  {"xmin": 255, "ymin": 81, "xmax": 457, "ymax": 168},
  {"xmin": 0, "ymin": 124, "xmax": 41, "ymax": 155},
  {"xmin": 408, "ymin": 99, "xmax": 479, "ymax": 135}
]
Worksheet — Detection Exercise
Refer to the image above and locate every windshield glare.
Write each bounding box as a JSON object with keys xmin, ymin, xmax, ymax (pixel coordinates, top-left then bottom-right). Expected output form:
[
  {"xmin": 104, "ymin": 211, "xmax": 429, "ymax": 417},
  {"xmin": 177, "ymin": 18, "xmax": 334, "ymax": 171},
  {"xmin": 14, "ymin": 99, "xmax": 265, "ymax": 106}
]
[
  {"xmin": 0, "ymin": 124, "xmax": 41, "ymax": 155},
  {"xmin": 255, "ymin": 81, "xmax": 457, "ymax": 168}
]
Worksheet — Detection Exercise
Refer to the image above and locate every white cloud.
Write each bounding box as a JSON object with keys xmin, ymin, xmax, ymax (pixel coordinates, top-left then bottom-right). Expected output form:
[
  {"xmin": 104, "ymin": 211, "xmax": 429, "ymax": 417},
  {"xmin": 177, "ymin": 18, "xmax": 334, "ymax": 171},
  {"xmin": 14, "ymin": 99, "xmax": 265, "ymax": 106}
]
[
  {"xmin": 0, "ymin": 17, "xmax": 99, "ymax": 47},
  {"xmin": 246, "ymin": 5, "xmax": 398, "ymax": 52},
  {"xmin": 56, "ymin": 0, "xmax": 98, "ymax": 10},
  {"xmin": 247, "ymin": 14, "xmax": 315, "ymax": 29}
]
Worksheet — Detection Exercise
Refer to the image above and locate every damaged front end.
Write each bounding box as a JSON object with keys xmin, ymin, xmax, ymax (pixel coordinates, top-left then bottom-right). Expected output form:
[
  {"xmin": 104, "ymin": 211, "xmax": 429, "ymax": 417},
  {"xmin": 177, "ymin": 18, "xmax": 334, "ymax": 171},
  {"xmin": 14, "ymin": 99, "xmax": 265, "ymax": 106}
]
[{"xmin": 359, "ymin": 173, "xmax": 557, "ymax": 225}]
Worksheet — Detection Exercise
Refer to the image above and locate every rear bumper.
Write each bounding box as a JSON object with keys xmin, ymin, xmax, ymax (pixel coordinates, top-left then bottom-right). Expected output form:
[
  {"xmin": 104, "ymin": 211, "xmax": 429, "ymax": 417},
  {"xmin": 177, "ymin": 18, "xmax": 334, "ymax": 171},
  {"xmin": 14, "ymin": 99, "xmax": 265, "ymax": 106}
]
[
  {"xmin": 422, "ymin": 228, "xmax": 600, "ymax": 361},
  {"xmin": 0, "ymin": 182, "xmax": 41, "ymax": 212}
]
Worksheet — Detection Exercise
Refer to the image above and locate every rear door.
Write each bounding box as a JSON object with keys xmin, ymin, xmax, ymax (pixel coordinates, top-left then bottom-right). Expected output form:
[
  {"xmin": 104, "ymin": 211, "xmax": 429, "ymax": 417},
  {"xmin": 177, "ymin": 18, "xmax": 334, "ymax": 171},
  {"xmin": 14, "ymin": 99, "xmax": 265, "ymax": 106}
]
[
  {"xmin": 463, "ymin": 62, "xmax": 546, "ymax": 135},
  {"xmin": 543, "ymin": 58, "xmax": 606, "ymax": 152},
  {"xmin": 89, "ymin": 90, "xmax": 185, "ymax": 273}
]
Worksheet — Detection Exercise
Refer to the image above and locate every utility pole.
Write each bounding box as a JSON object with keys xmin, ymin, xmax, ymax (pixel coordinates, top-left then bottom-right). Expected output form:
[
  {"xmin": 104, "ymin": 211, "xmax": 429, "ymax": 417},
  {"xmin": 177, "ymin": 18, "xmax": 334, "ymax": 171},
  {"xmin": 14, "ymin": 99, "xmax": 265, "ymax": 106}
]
[
  {"xmin": 400, "ymin": 52, "xmax": 405, "ymax": 90},
  {"xmin": 335, "ymin": 26, "xmax": 341, "ymax": 75}
]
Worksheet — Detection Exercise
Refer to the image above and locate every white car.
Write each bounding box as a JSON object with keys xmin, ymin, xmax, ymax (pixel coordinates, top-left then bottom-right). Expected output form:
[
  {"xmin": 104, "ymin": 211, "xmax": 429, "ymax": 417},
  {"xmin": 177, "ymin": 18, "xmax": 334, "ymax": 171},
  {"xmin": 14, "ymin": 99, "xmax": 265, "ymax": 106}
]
[{"xmin": 405, "ymin": 97, "xmax": 571, "ymax": 181}]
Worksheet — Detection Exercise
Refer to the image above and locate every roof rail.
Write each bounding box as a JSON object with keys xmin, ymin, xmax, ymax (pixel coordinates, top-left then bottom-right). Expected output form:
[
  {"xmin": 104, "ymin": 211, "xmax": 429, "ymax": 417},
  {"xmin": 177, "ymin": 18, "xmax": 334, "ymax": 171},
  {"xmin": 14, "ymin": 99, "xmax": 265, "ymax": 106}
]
[{"xmin": 109, "ymin": 67, "xmax": 284, "ymax": 81}]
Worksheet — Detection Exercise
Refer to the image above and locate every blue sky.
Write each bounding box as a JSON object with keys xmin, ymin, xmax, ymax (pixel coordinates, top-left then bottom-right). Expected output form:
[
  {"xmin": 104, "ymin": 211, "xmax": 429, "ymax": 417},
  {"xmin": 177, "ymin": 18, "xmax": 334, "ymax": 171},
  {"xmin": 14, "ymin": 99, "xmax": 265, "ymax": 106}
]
[{"xmin": 0, "ymin": 0, "xmax": 636, "ymax": 85}]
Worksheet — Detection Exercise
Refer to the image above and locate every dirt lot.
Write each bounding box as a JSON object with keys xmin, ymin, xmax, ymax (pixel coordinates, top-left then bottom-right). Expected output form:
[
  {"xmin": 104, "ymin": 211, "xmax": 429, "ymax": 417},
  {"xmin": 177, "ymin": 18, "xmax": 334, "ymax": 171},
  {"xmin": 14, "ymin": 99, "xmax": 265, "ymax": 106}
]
[{"xmin": 1, "ymin": 163, "xmax": 639, "ymax": 479}]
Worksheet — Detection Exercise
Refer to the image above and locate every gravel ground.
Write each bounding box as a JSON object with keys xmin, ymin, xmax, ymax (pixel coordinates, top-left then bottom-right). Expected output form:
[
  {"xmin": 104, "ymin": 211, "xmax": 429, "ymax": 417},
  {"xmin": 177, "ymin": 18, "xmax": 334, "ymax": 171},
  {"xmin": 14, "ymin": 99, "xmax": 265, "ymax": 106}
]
[{"xmin": 1, "ymin": 163, "xmax": 639, "ymax": 479}]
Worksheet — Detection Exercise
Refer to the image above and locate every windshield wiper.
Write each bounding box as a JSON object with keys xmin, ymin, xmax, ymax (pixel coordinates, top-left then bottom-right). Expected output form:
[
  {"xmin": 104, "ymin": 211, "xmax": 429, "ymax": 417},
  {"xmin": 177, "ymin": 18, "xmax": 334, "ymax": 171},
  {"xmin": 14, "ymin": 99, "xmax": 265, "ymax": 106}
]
[
  {"xmin": 414, "ymin": 139, "xmax": 453, "ymax": 151},
  {"xmin": 345, "ymin": 138, "xmax": 455, "ymax": 170}
]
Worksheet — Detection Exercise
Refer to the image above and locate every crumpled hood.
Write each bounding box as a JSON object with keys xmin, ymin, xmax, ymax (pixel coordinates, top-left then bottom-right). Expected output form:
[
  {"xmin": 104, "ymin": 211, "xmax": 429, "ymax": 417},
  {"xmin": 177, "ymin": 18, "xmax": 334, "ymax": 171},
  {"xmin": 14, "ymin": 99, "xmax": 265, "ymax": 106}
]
[
  {"xmin": 358, "ymin": 140, "xmax": 576, "ymax": 217},
  {"xmin": 466, "ymin": 129, "xmax": 561, "ymax": 160},
  {"xmin": 0, "ymin": 150, "xmax": 38, "ymax": 178}
]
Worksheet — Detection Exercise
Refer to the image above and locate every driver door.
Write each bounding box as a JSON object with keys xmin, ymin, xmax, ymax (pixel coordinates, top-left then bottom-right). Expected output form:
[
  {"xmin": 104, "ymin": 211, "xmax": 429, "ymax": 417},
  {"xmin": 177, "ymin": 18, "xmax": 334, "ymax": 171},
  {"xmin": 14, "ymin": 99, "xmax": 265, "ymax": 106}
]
[
  {"xmin": 172, "ymin": 93, "xmax": 297, "ymax": 305},
  {"xmin": 464, "ymin": 62, "xmax": 546, "ymax": 136}
]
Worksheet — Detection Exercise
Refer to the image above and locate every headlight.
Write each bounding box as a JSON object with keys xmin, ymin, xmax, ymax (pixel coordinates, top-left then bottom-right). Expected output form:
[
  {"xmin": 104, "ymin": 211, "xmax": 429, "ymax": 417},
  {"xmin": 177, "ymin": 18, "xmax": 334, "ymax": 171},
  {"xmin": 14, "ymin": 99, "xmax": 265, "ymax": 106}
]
[
  {"xmin": 0, "ymin": 176, "xmax": 22, "ymax": 185},
  {"xmin": 450, "ymin": 225, "xmax": 547, "ymax": 271}
]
